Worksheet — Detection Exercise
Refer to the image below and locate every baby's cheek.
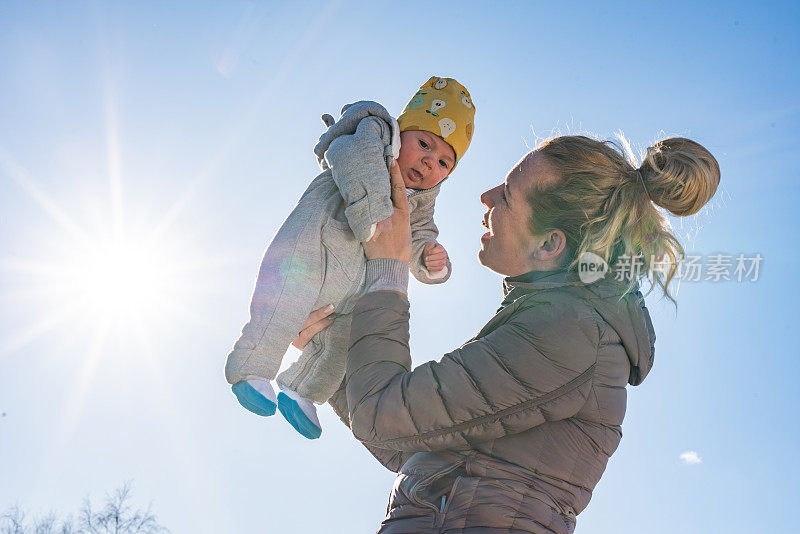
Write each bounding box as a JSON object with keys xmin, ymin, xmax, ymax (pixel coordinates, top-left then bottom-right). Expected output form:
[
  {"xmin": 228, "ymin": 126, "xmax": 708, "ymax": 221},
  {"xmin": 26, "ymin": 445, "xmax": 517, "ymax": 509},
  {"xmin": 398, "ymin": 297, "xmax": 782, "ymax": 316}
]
[
  {"xmin": 396, "ymin": 144, "xmax": 412, "ymax": 165},
  {"xmin": 395, "ymin": 147, "xmax": 411, "ymax": 170}
]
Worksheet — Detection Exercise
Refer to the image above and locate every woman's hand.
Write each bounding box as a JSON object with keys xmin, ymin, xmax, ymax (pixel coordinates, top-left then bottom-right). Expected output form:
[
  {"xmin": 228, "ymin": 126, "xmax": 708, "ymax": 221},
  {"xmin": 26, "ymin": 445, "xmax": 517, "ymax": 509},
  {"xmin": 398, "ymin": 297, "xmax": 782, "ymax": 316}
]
[
  {"xmin": 363, "ymin": 162, "xmax": 412, "ymax": 263},
  {"xmin": 292, "ymin": 304, "xmax": 335, "ymax": 350}
]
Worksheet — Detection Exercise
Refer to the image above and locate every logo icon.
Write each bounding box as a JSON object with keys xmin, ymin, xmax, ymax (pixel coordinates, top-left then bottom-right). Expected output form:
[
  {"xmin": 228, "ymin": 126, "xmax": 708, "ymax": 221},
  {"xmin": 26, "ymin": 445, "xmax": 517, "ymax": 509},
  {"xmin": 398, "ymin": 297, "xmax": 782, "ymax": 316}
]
[{"xmin": 578, "ymin": 252, "xmax": 608, "ymax": 284}]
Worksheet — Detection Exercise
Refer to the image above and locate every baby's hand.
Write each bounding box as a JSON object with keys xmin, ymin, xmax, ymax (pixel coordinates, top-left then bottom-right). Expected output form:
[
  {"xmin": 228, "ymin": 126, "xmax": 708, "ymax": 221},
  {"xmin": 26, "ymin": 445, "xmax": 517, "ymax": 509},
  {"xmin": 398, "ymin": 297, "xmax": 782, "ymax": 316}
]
[
  {"xmin": 423, "ymin": 242, "xmax": 448, "ymax": 272},
  {"xmin": 370, "ymin": 216, "xmax": 393, "ymax": 242}
]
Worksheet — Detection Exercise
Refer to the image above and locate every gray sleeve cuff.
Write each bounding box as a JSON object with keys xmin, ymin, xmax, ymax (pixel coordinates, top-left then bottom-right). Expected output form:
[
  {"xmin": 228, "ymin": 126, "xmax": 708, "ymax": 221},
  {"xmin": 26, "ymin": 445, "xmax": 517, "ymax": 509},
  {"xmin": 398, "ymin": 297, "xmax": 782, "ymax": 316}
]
[{"xmin": 364, "ymin": 258, "xmax": 409, "ymax": 294}]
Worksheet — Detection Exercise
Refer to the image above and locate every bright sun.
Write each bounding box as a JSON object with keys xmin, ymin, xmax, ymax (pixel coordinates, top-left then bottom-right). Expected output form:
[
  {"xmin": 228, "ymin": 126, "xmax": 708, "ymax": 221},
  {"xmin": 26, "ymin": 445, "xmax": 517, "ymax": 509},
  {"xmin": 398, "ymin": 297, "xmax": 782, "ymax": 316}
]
[
  {"xmin": 82, "ymin": 243, "xmax": 165, "ymax": 310},
  {"xmin": 0, "ymin": 145, "xmax": 216, "ymax": 440},
  {"xmin": 0, "ymin": 147, "xmax": 211, "ymax": 358},
  {"xmin": 57, "ymin": 236, "xmax": 178, "ymax": 325},
  {"xmin": 1, "ymin": 218, "xmax": 197, "ymax": 357}
]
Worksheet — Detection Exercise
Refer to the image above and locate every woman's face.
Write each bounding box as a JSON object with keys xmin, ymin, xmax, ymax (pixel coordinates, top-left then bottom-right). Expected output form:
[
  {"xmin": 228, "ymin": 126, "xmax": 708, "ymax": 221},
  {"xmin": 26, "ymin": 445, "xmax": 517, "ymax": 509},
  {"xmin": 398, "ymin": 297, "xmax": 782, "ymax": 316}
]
[{"xmin": 478, "ymin": 151, "xmax": 558, "ymax": 277}]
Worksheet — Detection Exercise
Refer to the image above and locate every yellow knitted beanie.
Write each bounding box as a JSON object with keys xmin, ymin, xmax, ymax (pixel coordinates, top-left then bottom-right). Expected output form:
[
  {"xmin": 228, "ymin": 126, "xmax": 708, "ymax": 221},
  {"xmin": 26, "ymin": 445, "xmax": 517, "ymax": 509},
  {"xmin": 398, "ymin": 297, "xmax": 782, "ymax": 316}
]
[{"xmin": 397, "ymin": 76, "xmax": 475, "ymax": 170}]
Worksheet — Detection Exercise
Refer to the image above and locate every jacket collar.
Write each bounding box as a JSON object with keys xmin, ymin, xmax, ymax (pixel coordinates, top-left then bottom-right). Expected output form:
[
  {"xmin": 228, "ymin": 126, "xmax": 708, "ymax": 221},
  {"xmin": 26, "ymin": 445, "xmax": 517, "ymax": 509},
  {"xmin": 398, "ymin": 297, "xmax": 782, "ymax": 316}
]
[{"xmin": 499, "ymin": 269, "xmax": 573, "ymax": 310}]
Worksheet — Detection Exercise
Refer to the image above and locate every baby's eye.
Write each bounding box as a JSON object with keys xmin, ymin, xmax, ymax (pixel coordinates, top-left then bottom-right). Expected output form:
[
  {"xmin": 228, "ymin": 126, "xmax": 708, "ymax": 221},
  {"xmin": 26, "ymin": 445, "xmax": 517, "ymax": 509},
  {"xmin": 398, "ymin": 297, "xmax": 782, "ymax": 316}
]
[
  {"xmin": 439, "ymin": 160, "xmax": 449, "ymax": 169},
  {"xmin": 419, "ymin": 140, "xmax": 429, "ymax": 149}
]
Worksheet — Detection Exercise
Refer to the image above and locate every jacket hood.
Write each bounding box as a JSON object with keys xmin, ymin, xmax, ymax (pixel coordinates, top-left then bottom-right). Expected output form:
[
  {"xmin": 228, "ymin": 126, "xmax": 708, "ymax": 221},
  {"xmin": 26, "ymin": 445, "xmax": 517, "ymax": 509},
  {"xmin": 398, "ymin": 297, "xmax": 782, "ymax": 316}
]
[
  {"xmin": 586, "ymin": 279, "xmax": 656, "ymax": 386},
  {"xmin": 502, "ymin": 272, "xmax": 656, "ymax": 386}
]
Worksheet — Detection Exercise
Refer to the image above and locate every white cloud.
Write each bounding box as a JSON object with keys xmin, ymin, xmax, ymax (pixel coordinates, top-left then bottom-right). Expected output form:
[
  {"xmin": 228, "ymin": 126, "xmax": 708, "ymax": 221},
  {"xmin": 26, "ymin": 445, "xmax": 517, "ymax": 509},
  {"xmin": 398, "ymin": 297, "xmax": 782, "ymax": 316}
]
[{"xmin": 679, "ymin": 450, "xmax": 702, "ymax": 465}]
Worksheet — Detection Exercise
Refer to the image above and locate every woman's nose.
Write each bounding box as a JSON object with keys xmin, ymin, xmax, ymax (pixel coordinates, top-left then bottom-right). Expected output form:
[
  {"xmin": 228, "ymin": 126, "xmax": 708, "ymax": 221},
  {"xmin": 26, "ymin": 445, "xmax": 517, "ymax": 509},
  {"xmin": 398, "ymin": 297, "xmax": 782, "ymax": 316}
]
[{"xmin": 480, "ymin": 186, "xmax": 499, "ymax": 207}]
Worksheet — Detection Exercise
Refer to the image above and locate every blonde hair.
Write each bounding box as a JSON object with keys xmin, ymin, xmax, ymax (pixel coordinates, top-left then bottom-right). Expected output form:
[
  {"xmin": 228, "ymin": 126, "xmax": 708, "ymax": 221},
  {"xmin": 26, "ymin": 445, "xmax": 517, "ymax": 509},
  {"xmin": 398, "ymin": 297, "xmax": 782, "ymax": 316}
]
[{"xmin": 532, "ymin": 135, "xmax": 720, "ymax": 302}]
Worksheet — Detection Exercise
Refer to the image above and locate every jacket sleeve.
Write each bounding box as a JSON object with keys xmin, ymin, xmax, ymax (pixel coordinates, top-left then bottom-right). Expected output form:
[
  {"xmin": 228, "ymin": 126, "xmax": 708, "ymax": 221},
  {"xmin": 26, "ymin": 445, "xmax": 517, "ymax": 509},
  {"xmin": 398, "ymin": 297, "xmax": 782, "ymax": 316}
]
[
  {"xmin": 345, "ymin": 291, "xmax": 598, "ymax": 452},
  {"xmin": 328, "ymin": 379, "xmax": 413, "ymax": 472},
  {"xmin": 323, "ymin": 116, "xmax": 394, "ymax": 243},
  {"xmin": 409, "ymin": 198, "xmax": 452, "ymax": 284}
]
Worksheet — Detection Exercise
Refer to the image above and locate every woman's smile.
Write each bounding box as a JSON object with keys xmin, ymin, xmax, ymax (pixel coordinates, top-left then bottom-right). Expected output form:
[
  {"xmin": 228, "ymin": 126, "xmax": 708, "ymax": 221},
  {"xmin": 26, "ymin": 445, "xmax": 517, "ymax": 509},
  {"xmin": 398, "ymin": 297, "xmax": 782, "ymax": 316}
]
[
  {"xmin": 481, "ymin": 216, "xmax": 492, "ymax": 241},
  {"xmin": 482, "ymin": 213, "xmax": 491, "ymax": 235}
]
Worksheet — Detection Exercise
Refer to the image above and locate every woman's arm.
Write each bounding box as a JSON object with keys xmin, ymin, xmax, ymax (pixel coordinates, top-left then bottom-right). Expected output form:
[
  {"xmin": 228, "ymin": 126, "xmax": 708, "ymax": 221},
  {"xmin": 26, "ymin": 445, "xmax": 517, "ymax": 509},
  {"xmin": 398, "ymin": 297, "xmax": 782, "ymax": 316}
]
[
  {"xmin": 350, "ymin": 164, "xmax": 599, "ymax": 452},
  {"xmin": 345, "ymin": 289, "xmax": 598, "ymax": 452},
  {"xmin": 327, "ymin": 379, "xmax": 413, "ymax": 472}
]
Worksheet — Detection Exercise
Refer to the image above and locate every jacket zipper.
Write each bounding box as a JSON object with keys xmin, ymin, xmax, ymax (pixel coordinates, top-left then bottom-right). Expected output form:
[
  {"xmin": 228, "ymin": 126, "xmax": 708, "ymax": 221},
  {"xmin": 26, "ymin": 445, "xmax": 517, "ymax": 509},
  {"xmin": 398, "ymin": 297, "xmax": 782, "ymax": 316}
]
[
  {"xmin": 409, "ymin": 460, "xmax": 464, "ymax": 514},
  {"xmin": 434, "ymin": 476, "xmax": 462, "ymax": 528}
]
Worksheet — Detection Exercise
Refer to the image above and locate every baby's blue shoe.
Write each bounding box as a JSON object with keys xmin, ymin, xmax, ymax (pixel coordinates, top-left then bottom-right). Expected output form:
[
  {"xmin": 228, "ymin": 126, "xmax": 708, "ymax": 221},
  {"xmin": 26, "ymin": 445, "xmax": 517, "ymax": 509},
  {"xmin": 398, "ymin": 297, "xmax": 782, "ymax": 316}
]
[
  {"xmin": 277, "ymin": 388, "xmax": 322, "ymax": 440},
  {"xmin": 232, "ymin": 379, "xmax": 277, "ymax": 417}
]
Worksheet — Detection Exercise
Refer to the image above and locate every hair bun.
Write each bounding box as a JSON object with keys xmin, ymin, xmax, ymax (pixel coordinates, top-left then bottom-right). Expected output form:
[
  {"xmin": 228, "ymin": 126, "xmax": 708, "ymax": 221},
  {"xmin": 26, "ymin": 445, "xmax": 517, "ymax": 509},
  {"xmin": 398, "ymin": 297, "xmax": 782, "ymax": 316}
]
[{"xmin": 640, "ymin": 137, "xmax": 720, "ymax": 216}]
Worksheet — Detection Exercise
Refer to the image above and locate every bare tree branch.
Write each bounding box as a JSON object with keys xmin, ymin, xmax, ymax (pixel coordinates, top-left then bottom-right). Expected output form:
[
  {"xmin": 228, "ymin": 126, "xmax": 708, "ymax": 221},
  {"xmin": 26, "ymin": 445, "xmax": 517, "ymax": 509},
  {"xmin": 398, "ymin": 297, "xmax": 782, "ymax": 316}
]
[
  {"xmin": 1, "ymin": 505, "xmax": 26, "ymax": 534},
  {"xmin": 2, "ymin": 483, "xmax": 167, "ymax": 534}
]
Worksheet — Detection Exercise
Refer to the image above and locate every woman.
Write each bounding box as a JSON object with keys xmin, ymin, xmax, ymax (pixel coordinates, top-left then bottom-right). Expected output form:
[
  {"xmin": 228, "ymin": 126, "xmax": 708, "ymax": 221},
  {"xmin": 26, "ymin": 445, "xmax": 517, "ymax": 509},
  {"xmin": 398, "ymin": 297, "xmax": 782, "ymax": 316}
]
[{"xmin": 295, "ymin": 135, "xmax": 720, "ymax": 533}]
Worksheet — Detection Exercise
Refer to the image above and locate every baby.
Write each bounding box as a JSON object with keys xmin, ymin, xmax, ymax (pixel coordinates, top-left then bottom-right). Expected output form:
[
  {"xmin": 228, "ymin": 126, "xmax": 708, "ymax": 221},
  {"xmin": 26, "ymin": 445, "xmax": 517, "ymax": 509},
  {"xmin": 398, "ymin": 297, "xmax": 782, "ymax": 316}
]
[{"xmin": 224, "ymin": 76, "xmax": 475, "ymax": 439}]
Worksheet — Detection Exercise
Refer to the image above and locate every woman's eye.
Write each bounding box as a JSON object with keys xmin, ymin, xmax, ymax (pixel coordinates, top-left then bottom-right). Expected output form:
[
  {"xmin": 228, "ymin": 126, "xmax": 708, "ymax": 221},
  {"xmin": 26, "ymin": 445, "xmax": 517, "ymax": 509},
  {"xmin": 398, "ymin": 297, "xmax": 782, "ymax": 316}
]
[{"xmin": 419, "ymin": 140, "xmax": 429, "ymax": 149}]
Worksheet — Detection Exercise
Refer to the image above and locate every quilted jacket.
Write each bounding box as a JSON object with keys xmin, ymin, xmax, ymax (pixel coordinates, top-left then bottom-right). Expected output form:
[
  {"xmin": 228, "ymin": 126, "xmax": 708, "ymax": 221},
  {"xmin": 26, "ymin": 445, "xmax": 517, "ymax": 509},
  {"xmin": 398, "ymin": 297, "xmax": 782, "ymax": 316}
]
[{"xmin": 329, "ymin": 270, "xmax": 655, "ymax": 533}]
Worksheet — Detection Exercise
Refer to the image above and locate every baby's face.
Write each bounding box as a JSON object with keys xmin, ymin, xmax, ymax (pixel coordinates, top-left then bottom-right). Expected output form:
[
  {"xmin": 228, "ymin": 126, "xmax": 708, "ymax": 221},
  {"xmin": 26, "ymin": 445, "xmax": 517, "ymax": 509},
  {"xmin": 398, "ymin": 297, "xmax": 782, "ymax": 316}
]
[{"xmin": 396, "ymin": 130, "xmax": 456, "ymax": 190}]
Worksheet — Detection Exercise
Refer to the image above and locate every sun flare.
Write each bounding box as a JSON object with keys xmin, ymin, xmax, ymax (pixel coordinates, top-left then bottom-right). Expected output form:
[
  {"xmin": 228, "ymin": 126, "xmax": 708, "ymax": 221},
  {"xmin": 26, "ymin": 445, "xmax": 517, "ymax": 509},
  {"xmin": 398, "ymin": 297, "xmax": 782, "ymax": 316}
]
[
  {"xmin": 0, "ymin": 219, "xmax": 200, "ymax": 358},
  {"xmin": 0, "ymin": 148, "xmax": 219, "ymax": 359}
]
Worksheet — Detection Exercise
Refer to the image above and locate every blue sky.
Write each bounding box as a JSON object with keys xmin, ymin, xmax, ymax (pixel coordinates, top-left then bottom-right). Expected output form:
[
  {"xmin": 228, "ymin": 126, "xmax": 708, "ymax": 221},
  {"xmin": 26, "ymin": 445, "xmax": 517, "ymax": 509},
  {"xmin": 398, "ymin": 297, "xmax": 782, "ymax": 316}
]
[{"xmin": 1, "ymin": 1, "xmax": 798, "ymax": 532}]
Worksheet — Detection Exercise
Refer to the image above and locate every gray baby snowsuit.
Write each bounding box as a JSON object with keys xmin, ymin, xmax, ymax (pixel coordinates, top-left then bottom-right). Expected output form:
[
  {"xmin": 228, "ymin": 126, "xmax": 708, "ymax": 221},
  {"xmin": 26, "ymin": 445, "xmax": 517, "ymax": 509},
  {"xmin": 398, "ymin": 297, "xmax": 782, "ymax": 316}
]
[{"xmin": 225, "ymin": 101, "xmax": 452, "ymax": 403}]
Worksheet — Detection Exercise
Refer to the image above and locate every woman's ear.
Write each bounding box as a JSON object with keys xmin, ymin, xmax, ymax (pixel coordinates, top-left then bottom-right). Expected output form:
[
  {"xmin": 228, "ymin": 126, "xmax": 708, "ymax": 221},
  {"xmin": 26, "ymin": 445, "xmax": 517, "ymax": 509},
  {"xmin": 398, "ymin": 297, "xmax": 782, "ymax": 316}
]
[{"xmin": 532, "ymin": 230, "xmax": 567, "ymax": 263}]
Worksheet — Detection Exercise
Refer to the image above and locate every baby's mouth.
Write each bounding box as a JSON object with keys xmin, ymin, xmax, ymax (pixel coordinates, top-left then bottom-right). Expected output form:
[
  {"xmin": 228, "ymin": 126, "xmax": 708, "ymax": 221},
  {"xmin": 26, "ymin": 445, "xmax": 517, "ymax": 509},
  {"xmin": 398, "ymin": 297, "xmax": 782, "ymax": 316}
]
[{"xmin": 409, "ymin": 168, "xmax": 423, "ymax": 182}]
